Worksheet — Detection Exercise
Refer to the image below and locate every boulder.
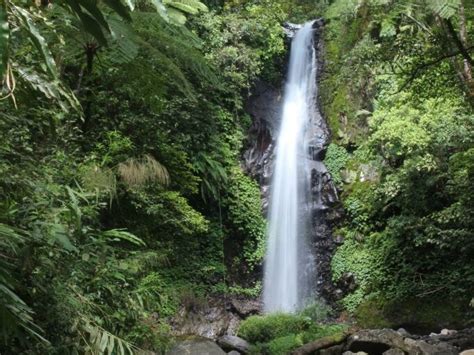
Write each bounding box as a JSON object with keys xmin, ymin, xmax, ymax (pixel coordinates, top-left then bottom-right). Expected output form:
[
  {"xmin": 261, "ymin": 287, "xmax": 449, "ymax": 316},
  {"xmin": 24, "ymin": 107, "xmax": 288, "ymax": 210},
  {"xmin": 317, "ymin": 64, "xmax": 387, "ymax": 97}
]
[
  {"xmin": 460, "ymin": 350, "xmax": 474, "ymax": 355},
  {"xmin": 346, "ymin": 329, "xmax": 459, "ymax": 355},
  {"xmin": 226, "ymin": 314, "xmax": 241, "ymax": 336},
  {"xmin": 441, "ymin": 328, "xmax": 457, "ymax": 336},
  {"xmin": 227, "ymin": 352, "xmax": 241, "ymax": 355},
  {"xmin": 171, "ymin": 297, "xmax": 242, "ymax": 340},
  {"xmin": 229, "ymin": 298, "xmax": 261, "ymax": 318},
  {"xmin": 407, "ymin": 339, "xmax": 458, "ymax": 355},
  {"xmin": 217, "ymin": 335, "xmax": 250, "ymax": 354},
  {"xmin": 319, "ymin": 344, "xmax": 345, "ymax": 355},
  {"xmin": 167, "ymin": 338, "xmax": 226, "ymax": 355},
  {"xmin": 396, "ymin": 328, "xmax": 410, "ymax": 337},
  {"xmin": 383, "ymin": 349, "xmax": 404, "ymax": 355},
  {"xmin": 346, "ymin": 329, "xmax": 405, "ymax": 353},
  {"xmin": 422, "ymin": 327, "xmax": 474, "ymax": 350}
]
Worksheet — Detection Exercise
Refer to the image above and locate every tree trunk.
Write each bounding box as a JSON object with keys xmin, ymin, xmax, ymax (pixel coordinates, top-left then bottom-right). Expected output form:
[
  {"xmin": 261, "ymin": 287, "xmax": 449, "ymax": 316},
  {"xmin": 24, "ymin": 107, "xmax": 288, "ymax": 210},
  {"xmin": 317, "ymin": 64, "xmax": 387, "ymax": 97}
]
[{"xmin": 459, "ymin": 0, "xmax": 473, "ymax": 95}]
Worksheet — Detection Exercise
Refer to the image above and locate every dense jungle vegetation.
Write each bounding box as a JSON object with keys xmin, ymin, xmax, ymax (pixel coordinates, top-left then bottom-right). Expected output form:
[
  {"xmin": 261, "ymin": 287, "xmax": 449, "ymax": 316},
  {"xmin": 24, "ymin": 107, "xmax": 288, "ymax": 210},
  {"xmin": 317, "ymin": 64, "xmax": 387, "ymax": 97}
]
[{"xmin": 0, "ymin": 0, "xmax": 473, "ymax": 354}]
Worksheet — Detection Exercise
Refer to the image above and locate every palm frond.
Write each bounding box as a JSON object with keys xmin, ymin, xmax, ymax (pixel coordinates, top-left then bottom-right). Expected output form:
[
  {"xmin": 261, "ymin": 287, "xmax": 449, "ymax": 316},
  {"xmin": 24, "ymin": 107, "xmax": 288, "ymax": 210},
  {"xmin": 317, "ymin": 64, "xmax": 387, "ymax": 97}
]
[
  {"xmin": 0, "ymin": 224, "xmax": 48, "ymax": 345},
  {"xmin": 100, "ymin": 229, "xmax": 146, "ymax": 246}
]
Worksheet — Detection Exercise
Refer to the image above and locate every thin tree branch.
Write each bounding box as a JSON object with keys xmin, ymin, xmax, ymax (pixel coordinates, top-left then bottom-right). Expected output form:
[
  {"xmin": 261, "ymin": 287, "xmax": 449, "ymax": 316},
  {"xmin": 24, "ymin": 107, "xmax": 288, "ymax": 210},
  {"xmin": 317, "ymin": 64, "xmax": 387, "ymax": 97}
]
[
  {"xmin": 395, "ymin": 45, "xmax": 474, "ymax": 93},
  {"xmin": 444, "ymin": 18, "xmax": 474, "ymax": 66}
]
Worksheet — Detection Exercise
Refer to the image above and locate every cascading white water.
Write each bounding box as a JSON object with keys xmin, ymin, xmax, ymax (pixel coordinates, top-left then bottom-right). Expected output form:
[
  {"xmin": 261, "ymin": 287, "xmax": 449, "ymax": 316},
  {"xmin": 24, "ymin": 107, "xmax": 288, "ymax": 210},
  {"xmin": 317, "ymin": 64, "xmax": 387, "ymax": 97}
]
[{"xmin": 263, "ymin": 22, "xmax": 317, "ymax": 313}]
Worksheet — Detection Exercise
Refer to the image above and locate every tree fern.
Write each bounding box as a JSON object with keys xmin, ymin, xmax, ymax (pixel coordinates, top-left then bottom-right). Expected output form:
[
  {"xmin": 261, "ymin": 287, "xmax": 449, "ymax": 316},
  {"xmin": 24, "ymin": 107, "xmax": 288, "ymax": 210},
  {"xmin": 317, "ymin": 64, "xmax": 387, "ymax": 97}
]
[{"xmin": 131, "ymin": 12, "xmax": 218, "ymax": 87}]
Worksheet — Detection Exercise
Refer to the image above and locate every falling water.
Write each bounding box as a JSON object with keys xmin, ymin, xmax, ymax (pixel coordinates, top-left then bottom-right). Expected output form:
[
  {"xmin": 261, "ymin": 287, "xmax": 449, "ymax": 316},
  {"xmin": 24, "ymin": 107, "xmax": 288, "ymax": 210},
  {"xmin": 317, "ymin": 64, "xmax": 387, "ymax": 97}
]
[{"xmin": 263, "ymin": 22, "xmax": 318, "ymax": 313}]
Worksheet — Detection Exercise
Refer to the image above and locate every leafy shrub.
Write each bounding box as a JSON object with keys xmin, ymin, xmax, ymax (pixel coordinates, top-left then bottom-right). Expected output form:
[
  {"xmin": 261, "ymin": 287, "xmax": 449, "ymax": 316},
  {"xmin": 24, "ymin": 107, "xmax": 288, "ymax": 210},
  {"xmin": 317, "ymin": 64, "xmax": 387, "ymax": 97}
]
[
  {"xmin": 324, "ymin": 143, "xmax": 350, "ymax": 185},
  {"xmin": 224, "ymin": 168, "xmax": 266, "ymax": 269},
  {"xmin": 299, "ymin": 299, "xmax": 334, "ymax": 322},
  {"xmin": 251, "ymin": 334, "xmax": 303, "ymax": 355},
  {"xmin": 247, "ymin": 323, "xmax": 348, "ymax": 354}
]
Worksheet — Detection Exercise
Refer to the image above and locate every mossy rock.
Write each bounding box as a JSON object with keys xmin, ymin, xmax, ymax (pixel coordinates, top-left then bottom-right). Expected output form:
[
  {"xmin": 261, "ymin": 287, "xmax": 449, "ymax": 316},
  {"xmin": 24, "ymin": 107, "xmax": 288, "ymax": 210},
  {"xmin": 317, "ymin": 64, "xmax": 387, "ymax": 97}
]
[{"xmin": 356, "ymin": 296, "xmax": 471, "ymax": 333}]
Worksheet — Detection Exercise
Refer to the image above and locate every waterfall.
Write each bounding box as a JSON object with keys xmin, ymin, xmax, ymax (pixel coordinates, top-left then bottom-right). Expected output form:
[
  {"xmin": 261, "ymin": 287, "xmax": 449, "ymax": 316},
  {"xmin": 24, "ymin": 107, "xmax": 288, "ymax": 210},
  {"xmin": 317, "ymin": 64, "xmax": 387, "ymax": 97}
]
[{"xmin": 263, "ymin": 21, "xmax": 319, "ymax": 313}]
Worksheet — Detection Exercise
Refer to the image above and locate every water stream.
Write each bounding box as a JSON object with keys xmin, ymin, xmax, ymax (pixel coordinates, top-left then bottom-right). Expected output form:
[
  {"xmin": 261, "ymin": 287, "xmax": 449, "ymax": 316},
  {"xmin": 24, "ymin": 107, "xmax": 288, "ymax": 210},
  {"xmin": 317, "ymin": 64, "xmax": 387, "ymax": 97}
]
[{"xmin": 263, "ymin": 22, "xmax": 319, "ymax": 313}]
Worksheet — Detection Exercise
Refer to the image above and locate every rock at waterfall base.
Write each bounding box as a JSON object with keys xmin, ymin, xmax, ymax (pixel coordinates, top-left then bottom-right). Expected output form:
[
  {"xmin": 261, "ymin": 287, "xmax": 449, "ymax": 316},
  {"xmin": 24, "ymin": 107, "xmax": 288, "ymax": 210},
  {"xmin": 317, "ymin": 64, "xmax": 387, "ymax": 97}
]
[
  {"xmin": 345, "ymin": 329, "xmax": 459, "ymax": 355},
  {"xmin": 167, "ymin": 338, "xmax": 225, "ymax": 355},
  {"xmin": 217, "ymin": 335, "xmax": 251, "ymax": 354}
]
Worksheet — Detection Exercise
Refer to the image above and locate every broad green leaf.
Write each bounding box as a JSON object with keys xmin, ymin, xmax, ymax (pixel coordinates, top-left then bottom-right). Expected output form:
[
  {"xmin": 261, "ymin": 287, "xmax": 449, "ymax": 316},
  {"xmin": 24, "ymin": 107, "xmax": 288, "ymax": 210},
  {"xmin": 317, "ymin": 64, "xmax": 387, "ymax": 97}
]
[
  {"xmin": 106, "ymin": 334, "xmax": 115, "ymax": 354},
  {"xmin": 124, "ymin": 0, "xmax": 136, "ymax": 11},
  {"xmin": 51, "ymin": 223, "xmax": 78, "ymax": 252},
  {"xmin": 13, "ymin": 6, "xmax": 58, "ymax": 79},
  {"xmin": 16, "ymin": 67, "xmax": 80, "ymax": 112},
  {"xmin": 166, "ymin": 7, "xmax": 187, "ymax": 25},
  {"xmin": 76, "ymin": 0, "xmax": 111, "ymax": 33},
  {"xmin": 99, "ymin": 331, "xmax": 109, "ymax": 353},
  {"xmin": 65, "ymin": 0, "xmax": 108, "ymax": 45},
  {"xmin": 117, "ymin": 338, "xmax": 125, "ymax": 355},
  {"xmin": 149, "ymin": 0, "xmax": 169, "ymax": 21},
  {"xmin": 165, "ymin": 1, "xmax": 199, "ymax": 15},
  {"xmin": 103, "ymin": 0, "xmax": 132, "ymax": 21},
  {"xmin": 164, "ymin": 0, "xmax": 208, "ymax": 15},
  {"xmin": 101, "ymin": 229, "xmax": 146, "ymax": 246},
  {"xmin": 0, "ymin": 2, "xmax": 8, "ymax": 80}
]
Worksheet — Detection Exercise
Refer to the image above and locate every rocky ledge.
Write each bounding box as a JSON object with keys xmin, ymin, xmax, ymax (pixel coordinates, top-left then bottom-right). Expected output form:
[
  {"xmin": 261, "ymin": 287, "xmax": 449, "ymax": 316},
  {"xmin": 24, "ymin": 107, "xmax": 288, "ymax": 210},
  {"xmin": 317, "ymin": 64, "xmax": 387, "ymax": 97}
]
[
  {"xmin": 167, "ymin": 327, "xmax": 474, "ymax": 354},
  {"xmin": 292, "ymin": 327, "xmax": 474, "ymax": 355},
  {"xmin": 169, "ymin": 296, "xmax": 260, "ymax": 340}
]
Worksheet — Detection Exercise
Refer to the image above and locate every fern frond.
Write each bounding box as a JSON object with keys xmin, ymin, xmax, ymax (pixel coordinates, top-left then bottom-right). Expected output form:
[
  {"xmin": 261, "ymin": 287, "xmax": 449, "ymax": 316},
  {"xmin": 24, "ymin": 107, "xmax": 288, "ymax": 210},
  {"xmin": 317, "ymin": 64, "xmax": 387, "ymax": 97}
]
[
  {"xmin": 81, "ymin": 319, "xmax": 136, "ymax": 355},
  {"xmin": 427, "ymin": 0, "xmax": 461, "ymax": 19}
]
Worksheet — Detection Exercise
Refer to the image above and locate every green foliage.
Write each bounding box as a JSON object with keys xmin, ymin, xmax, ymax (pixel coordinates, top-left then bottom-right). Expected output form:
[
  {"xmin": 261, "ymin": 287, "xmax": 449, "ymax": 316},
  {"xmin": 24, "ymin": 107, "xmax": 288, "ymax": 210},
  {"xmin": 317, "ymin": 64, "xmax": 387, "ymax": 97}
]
[
  {"xmin": 251, "ymin": 334, "xmax": 304, "ymax": 355},
  {"xmin": 227, "ymin": 281, "xmax": 262, "ymax": 298},
  {"xmin": 0, "ymin": 0, "xmax": 293, "ymax": 350},
  {"xmin": 195, "ymin": 1, "xmax": 285, "ymax": 95},
  {"xmin": 0, "ymin": 224, "xmax": 48, "ymax": 345},
  {"xmin": 238, "ymin": 313, "xmax": 312, "ymax": 343},
  {"xmin": 325, "ymin": 144, "xmax": 350, "ymax": 185},
  {"xmin": 224, "ymin": 168, "xmax": 266, "ymax": 270},
  {"xmin": 324, "ymin": 0, "xmax": 474, "ymax": 326},
  {"xmin": 298, "ymin": 299, "xmax": 334, "ymax": 323},
  {"xmin": 239, "ymin": 314, "xmax": 347, "ymax": 354}
]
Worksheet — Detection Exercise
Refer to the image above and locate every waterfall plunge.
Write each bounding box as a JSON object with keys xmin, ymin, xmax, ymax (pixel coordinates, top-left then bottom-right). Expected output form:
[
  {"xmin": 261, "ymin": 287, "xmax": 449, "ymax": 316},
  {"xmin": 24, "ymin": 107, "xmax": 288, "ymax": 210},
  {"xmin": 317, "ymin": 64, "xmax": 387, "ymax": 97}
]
[{"xmin": 263, "ymin": 22, "xmax": 318, "ymax": 313}]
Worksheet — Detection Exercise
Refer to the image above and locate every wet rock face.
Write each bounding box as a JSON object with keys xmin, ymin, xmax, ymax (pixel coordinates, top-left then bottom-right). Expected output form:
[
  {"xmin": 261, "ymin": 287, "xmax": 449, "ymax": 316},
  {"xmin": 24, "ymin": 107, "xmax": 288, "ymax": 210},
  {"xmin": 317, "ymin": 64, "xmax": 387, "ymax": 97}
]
[
  {"xmin": 243, "ymin": 19, "xmax": 342, "ymax": 302},
  {"xmin": 170, "ymin": 297, "xmax": 261, "ymax": 340},
  {"xmin": 243, "ymin": 80, "xmax": 282, "ymax": 212}
]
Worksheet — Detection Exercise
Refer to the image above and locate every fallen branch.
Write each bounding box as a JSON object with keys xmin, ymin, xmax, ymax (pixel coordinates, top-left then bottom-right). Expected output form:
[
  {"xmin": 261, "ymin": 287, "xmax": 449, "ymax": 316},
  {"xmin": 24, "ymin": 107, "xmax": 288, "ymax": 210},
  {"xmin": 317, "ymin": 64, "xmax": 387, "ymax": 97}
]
[{"xmin": 291, "ymin": 331, "xmax": 352, "ymax": 355}]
